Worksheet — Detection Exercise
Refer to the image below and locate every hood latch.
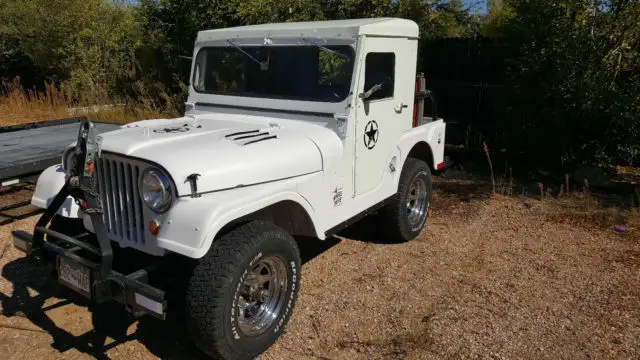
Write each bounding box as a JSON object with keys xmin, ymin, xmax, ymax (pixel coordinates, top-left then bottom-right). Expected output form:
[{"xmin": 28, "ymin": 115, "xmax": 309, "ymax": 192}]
[{"xmin": 186, "ymin": 173, "xmax": 202, "ymax": 198}]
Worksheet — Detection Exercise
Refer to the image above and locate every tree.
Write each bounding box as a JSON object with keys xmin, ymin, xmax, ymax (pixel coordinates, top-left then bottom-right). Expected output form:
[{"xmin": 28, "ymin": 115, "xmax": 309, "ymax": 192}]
[
  {"xmin": 396, "ymin": 0, "xmax": 473, "ymax": 39},
  {"xmin": 233, "ymin": 0, "xmax": 326, "ymax": 24},
  {"xmin": 0, "ymin": 0, "xmax": 140, "ymax": 101},
  {"xmin": 320, "ymin": 0, "xmax": 394, "ymax": 19},
  {"xmin": 482, "ymin": 0, "xmax": 515, "ymax": 37}
]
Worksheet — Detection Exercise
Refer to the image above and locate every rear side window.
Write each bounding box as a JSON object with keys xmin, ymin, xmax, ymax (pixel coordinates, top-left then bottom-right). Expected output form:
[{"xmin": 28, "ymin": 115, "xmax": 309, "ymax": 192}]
[{"xmin": 363, "ymin": 52, "xmax": 395, "ymax": 100}]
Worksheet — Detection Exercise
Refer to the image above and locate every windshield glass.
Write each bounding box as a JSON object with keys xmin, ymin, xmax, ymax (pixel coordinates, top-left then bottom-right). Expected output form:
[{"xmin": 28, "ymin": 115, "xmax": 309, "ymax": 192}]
[{"xmin": 192, "ymin": 45, "xmax": 355, "ymax": 103}]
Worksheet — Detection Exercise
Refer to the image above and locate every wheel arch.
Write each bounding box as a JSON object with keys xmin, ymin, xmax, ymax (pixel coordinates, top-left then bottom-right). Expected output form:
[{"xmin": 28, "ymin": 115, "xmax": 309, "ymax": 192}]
[
  {"xmin": 215, "ymin": 200, "xmax": 318, "ymax": 241},
  {"xmin": 391, "ymin": 138, "xmax": 436, "ymax": 192},
  {"xmin": 406, "ymin": 141, "xmax": 434, "ymax": 170}
]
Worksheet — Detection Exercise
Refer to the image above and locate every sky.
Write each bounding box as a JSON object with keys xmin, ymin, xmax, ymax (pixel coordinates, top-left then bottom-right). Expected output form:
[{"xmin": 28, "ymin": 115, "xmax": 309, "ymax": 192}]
[{"xmin": 463, "ymin": 0, "xmax": 489, "ymax": 14}]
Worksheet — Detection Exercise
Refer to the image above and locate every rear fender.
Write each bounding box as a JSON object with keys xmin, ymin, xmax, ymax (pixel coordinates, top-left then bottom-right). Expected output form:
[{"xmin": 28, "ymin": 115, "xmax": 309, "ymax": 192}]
[{"xmin": 394, "ymin": 120, "xmax": 446, "ymax": 187}]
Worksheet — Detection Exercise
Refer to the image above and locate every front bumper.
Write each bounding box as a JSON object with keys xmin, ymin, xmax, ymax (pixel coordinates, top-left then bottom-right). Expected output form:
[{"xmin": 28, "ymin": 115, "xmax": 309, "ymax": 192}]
[{"xmin": 11, "ymin": 229, "xmax": 167, "ymax": 319}]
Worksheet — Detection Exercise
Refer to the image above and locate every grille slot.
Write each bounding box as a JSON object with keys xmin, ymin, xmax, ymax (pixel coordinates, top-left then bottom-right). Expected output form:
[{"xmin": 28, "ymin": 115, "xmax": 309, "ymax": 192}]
[{"xmin": 96, "ymin": 155, "xmax": 147, "ymax": 246}]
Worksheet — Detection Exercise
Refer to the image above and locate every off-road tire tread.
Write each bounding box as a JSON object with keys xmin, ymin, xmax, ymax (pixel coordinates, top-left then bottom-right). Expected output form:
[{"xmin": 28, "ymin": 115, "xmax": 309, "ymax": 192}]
[{"xmin": 185, "ymin": 221, "xmax": 300, "ymax": 360}]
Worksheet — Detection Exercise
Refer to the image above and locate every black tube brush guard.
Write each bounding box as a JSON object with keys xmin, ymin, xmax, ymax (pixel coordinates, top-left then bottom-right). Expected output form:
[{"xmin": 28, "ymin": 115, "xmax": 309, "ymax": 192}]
[{"xmin": 12, "ymin": 119, "xmax": 167, "ymax": 319}]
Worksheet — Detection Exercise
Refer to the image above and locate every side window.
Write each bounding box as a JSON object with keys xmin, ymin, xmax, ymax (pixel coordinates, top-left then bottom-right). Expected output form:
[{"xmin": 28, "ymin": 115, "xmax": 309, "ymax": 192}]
[{"xmin": 363, "ymin": 52, "xmax": 395, "ymax": 100}]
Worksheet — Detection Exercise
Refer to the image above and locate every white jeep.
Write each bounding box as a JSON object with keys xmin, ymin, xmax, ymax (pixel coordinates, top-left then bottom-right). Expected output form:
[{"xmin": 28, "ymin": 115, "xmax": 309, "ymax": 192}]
[{"xmin": 12, "ymin": 18, "xmax": 445, "ymax": 360}]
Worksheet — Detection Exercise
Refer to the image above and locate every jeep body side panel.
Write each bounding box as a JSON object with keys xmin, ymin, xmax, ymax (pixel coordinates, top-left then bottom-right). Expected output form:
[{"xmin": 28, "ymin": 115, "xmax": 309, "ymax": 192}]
[
  {"xmin": 352, "ymin": 36, "xmax": 418, "ymax": 196},
  {"xmin": 297, "ymin": 120, "xmax": 445, "ymax": 238},
  {"xmin": 155, "ymin": 173, "xmax": 324, "ymax": 258}
]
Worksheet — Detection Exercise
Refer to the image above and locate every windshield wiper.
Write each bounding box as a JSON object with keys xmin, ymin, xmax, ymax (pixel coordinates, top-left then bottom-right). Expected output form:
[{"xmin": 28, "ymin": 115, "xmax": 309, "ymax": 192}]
[
  {"xmin": 225, "ymin": 39, "xmax": 269, "ymax": 70},
  {"xmin": 301, "ymin": 38, "xmax": 349, "ymax": 59}
]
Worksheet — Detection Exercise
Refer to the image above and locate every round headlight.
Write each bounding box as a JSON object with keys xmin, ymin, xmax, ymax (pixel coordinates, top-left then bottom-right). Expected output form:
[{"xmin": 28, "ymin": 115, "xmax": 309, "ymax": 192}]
[{"xmin": 140, "ymin": 168, "xmax": 172, "ymax": 212}]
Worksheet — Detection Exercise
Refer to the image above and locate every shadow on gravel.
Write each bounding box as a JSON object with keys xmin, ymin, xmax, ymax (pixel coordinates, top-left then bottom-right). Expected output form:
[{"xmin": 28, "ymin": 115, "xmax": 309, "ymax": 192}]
[
  {"xmin": 336, "ymin": 214, "xmax": 392, "ymax": 244},
  {"xmin": 0, "ymin": 236, "xmax": 343, "ymax": 359},
  {"xmin": 0, "ymin": 257, "xmax": 121, "ymax": 359},
  {"xmin": 0, "ymin": 255, "xmax": 213, "ymax": 359},
  {"xmin": 296, "ymin": 235, "xmax": 341, "ymax": 264},
  {"xmin": 336, "ymin": 178, "xmax": 493, "ymax": 244}
]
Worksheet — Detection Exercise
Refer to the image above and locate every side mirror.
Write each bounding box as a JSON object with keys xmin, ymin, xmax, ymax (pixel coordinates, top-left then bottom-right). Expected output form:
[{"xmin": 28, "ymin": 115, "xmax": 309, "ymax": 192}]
[{"xmin": 359, "ymin": 84, "xmax": 383, "ymax": 100}]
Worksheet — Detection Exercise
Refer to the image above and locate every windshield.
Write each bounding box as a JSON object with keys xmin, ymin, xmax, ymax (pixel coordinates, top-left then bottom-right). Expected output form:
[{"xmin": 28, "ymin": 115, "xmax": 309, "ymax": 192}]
[{"xmin": 192, "ymin": 45, "xmax": 355, "ymax": 103}]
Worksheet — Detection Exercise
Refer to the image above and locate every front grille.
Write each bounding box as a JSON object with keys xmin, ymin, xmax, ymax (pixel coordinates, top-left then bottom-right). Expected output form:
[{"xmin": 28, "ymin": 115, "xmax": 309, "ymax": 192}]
[{"xmin": 95, "ymin": 154, "xmax": 146, "ymax": 245}]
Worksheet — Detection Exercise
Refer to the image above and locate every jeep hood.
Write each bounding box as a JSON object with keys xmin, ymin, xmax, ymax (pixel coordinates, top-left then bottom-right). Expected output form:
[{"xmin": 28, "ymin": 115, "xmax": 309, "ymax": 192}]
[{"xmin": 97, "ymin": 115, "xmax": 341, "ymax": 195}]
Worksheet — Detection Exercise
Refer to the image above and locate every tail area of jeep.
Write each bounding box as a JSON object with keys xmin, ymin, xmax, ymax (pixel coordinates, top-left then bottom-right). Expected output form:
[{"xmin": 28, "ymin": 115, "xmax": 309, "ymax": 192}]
[{"xmin": 10, "ymin": 18, "xmax": 446, "ymax": 360}]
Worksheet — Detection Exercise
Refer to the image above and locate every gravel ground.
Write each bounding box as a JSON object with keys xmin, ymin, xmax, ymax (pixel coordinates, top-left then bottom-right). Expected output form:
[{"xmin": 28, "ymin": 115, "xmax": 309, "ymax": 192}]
[{"xmin": 0, "ymin": 179, "xmax": 638, "ymax": 360}]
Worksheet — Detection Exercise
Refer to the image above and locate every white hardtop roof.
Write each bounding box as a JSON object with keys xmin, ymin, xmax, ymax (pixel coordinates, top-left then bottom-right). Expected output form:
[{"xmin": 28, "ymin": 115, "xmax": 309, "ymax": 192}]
[{"xmin": 196, "ymin": 18, "xmax": 419, "ymax": 43}]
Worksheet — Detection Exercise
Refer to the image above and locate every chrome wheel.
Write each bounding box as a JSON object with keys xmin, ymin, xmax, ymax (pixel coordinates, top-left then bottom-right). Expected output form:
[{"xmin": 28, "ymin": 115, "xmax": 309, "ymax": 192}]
[
  {"xmin": 237, "ymin": 256, "xmax": 288, "ymax": 336},
  {"xmin": 406, "ymin": 176, "xmax": 428, "ymax": 227}
]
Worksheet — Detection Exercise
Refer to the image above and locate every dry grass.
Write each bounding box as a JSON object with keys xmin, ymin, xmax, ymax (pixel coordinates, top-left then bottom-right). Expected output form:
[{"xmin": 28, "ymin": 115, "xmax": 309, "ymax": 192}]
[
  {"xmin": 541, "ymin": 193, "xmax": 640, "ymax": 232},
  {"xmin": 0, "ymin": 79, "xmax": 177, "ymax": 126},
  {"xmin": 0, "ymin": 82, "xmax": 72, "ymax": 126},
  {"xmin": 438, "ymin": 163, "xmax": 640, "ymax": 236},
  {"xmin": 459, "ymin": 147, "xmax": 640, "ymax": 232},
  {"xmin": 444, "ymin": 168, "xmax": 640, "ymax": 232}
]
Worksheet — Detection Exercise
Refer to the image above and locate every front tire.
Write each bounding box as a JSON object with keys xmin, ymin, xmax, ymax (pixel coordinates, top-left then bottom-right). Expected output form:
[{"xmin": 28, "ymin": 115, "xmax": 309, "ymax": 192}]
[
  {"xmin": 380, "ymin": 158, "xmax": 433, "ymax": 242},
  {"xmin": 185, "ymin": 221, "xmax": 301, "ymax": 360}
]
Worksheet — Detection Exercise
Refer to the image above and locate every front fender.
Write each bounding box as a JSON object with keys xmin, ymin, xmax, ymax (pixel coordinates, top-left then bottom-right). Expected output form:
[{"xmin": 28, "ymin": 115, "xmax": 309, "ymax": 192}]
[
  {"xmin": 31, "ymin": 165, "xmax": 81, "ymax": 218},
  {"xmin": 155, "ymin": 173, "xmax": 321, "ymax": 259}
]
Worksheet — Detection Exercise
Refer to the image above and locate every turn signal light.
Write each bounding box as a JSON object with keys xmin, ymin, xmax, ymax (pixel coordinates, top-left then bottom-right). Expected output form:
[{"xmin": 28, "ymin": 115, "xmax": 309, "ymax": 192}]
[
  {"xmin": 85, "ymin": 161, "xmax": 95, "ymax": 175},
  {"xmin": 149, "ymin": 220, "xmax": 160, "ymax": 235}
]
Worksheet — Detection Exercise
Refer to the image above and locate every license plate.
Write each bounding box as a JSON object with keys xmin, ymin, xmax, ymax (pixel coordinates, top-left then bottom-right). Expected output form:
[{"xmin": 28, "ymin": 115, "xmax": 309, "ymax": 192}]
[{"xmin": 57, "ymin": 257, "xmax": 91, "ymax": 296}]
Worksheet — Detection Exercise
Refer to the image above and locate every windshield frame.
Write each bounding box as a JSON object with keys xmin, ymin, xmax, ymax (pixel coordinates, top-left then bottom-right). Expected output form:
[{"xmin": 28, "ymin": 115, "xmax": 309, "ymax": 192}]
[{"xmin": 188, "ymin": 37, "xmax": 358, "ymax": 115}]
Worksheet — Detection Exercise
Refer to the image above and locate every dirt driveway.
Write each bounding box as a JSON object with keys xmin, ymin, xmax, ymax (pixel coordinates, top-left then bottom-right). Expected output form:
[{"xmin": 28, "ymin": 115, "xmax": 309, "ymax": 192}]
[{"xmin": 0, "ymin": 180, "xmax": 638, "ymax": 360}]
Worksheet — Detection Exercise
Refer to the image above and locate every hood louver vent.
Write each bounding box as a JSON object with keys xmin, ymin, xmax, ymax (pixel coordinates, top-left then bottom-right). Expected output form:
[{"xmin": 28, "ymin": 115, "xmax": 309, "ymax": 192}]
[
  {"xmin": 244, "ymin": 135, "xmax": 277, "ymax": 145},
  {"xmin": 225, "ymin": 130, "xmax": 277, "ymax": 146}
]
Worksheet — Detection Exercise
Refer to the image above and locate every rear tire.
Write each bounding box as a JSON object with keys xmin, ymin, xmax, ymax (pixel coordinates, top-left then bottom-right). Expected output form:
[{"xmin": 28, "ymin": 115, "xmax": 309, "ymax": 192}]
[
  {"xmin": 380, "ymin": 158, "xmax": 432, "ymax": 242},
  {"xmin": 185, "ymin": 221, "xmax": 301, "ymax": 360}
]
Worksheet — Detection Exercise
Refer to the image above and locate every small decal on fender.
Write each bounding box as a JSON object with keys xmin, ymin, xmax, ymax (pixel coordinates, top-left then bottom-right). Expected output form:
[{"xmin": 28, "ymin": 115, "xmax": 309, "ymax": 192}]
[{"xmin": 333, "ymin": 187, "xmax": 343, "ymax": 207}]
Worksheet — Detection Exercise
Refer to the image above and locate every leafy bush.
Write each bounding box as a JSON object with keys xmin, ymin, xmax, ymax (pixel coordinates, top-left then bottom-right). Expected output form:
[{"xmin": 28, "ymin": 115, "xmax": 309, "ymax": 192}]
[
  {"xmin": 498, "ymin": 0, "xmax": 640, "ymax": 167},
  {"xmin": 0, "ymin": 0, "xmax": 140, "ymax": 102}
]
